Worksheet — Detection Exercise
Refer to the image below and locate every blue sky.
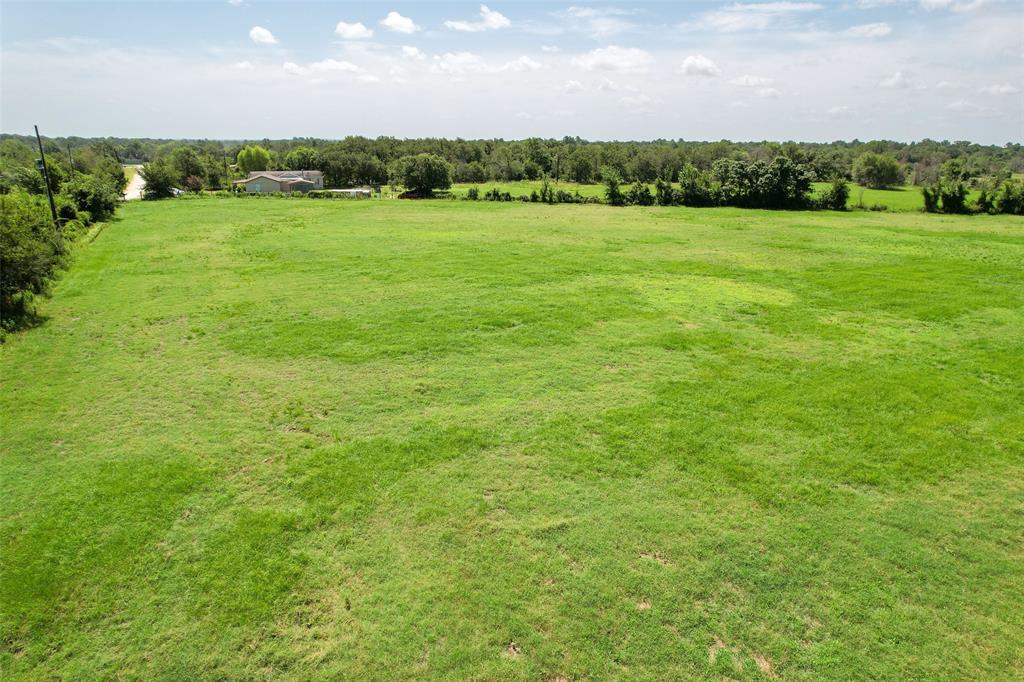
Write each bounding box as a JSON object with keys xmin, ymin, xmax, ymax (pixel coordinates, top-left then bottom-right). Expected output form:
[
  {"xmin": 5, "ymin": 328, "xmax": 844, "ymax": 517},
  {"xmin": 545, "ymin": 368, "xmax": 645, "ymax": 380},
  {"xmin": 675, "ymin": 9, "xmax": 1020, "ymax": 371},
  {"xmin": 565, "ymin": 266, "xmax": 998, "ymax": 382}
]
[{"xmin": 2, "ymin": 1, "xmax": 1021, "ymax": 142}]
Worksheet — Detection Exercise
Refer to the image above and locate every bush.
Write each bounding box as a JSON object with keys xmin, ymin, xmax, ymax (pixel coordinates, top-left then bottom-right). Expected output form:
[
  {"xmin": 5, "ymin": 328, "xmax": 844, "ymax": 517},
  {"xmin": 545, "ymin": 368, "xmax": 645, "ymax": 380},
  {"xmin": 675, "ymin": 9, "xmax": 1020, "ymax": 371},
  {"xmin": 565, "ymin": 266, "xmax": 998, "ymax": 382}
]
[
  {"xmin": 466, "ymin": 187, "xmax": 479, "ymax": 200},
  {"xmin": 60, "ymin": 174, "xmax": 119, "ymax": 222},
  {"xmin": 817, "ymin": 177, "xmax": 850, "ymax": 211},
  {"xmin": 603, "ymin": 170, "xmax": 624, "ymax": 206},
  {"xmin": 182, "ymin": 175, "xmax": 204, "ymax": 193},
  {"xmin": 922, "ymin": 184, "xmax": 941, "ymax": 213},
  {"xmin": 994, "ymin": 179, "xmax": 1024, "ymax": 215},
  {"xmin": 939, "ymin": 181, "xmax": 969, "ymax": 214},
  {"xmin": 852, "ymin": 152, "xmax": 904, "ymax": 189},
  {"xmin": 625, "ymin": 181, "xmax": 654, "ymax": 206},
  {"xmin": 393, "ymin": 154, "xmax": 453, "ymax": 197},
  {"xmin": 0, "ymin": 190, "xmax": 66, "ymax": 328}
]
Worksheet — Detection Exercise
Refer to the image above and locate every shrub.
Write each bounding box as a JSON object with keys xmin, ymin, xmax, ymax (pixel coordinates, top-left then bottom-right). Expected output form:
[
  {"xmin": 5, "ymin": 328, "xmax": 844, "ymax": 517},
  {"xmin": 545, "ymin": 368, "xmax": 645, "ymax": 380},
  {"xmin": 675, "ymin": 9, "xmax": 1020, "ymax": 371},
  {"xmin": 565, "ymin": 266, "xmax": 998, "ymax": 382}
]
[
  {"xmin": 60, "ymin": 174, "xmax": 119, "ymax": 222},
  {"xmin": 994, "ymin": 179, "xmax": 1024, "ymax": 215},
  {"xmin": 817, "ymin": 177, "xmax": 850, "ymax": 211},
  {"xmin": 939, "ymin": 181, "xmax": 969, "ymax": 214},
  {"xmin": 654, "ymin": 178, "xmax": 675, "ymax": 206},
  {"xmin": 603, "ymin": 170, "xmax": 624, "ymax": 206},
  {"xmin": 625, "ymin": 180, "xmax": 654, "ymax": 206},
  {"xmin": 852, "ymin": 152, "xmax": 904, "ymax": 189},
  {"xmin": 466, "ymin": 187, "xmax": 479, "ymax": 200},
  {"xmin": 182, "ymin": 175, "xmax": 204, "ymax": 193},
  {"xmin": 0, "ymin": 190, "xmax": 66, "ymax": 327},
  {"xmin": 922, "ymin": 184, "xmax": 941, "ymax": 213}
]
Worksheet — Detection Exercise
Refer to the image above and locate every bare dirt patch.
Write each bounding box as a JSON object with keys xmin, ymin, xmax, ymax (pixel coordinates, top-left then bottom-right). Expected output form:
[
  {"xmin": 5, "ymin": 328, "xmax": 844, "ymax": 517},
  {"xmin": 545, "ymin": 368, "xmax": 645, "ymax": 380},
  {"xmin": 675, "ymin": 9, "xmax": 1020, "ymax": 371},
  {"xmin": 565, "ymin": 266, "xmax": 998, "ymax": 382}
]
[{"xmin": 708, "ymin": 637, "xmax": 727, "ymax": 664}]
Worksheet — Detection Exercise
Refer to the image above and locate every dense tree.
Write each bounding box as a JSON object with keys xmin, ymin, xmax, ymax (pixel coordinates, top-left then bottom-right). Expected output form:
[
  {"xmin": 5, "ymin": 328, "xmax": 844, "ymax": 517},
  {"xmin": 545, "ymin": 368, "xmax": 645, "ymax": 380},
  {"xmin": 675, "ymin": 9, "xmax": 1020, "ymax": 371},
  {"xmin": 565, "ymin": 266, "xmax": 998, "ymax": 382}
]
[
  {"xmin": 852, "ymin": 152, "xmax": 904, "ymax": 189},
  {"xmin": 394, "ymin": 154, "xmax": 453, "ymax": 196},
  {"xmin": 236, "ymin": 145, "xmax": 272, "ymax": 174},
  {"xmin": 139, "ymin": 159, "xmax": 179, "ymax": 199},
  {"xmin": 0, "ymin": 190, "xmax": 66, "ymax": 324},
  {"xmin": 284, "ymin": 146, "xmax": 321, "ymax": 171},
  {"xmin": 170, "ymin": 147, "xmax": 205, "ymax": 184}
]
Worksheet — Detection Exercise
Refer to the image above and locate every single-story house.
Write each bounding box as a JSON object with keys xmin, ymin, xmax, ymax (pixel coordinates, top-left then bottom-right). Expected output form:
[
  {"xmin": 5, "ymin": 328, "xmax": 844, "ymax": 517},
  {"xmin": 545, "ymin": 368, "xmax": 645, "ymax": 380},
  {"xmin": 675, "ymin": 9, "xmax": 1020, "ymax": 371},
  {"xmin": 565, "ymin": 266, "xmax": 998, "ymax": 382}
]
[{"xmin": 233, "ymin": 170, "xmax": 324, "ymax": 193}]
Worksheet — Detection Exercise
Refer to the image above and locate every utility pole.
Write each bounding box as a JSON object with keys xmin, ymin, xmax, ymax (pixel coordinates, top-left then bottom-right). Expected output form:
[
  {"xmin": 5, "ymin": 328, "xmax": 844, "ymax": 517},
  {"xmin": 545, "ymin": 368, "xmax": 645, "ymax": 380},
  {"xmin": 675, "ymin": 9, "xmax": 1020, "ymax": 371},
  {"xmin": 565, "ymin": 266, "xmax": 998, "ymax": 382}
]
[{"xmin": 33, "ymin": 125, "xmax": 59, "ymax": 225}]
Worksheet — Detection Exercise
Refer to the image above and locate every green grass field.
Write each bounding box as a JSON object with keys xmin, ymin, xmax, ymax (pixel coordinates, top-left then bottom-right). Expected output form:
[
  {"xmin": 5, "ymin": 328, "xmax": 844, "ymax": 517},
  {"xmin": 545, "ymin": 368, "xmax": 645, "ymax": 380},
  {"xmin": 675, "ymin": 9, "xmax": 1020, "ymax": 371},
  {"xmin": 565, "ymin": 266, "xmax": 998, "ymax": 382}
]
[{"xmin": 2, "ymin": 198, "xmax": 1022, "ymax": 680}]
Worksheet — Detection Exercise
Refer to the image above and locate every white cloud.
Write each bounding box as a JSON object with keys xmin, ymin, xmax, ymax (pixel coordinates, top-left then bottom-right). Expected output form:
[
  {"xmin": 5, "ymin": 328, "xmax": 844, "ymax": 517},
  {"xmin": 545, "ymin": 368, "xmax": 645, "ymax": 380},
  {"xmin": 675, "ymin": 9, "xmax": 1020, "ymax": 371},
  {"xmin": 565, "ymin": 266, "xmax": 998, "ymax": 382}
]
[
  {"xmin": 227, "ymin": 0, "xmax": 244, "ymax": 6},
  {"xmin": 283, "ymin": 59, "xmax": 361, "ymax": 78},
  {"xmin": 757, "ymin": 87, "xmax": 781, "ymax": 97},
  {"xmin": 921, "ymin": 0, "xmax": 985, "ymax": 11},
  {"xmin": 380, "ymin": 11, "xmax": 420, "ymax": 34},
  {"xmin": 846, "ymin": 22, "xmax": 892, "ymax": 38},
  {"xmin": 358, "ymin": 74, "xmax": 381, "ymax": 84},
  {"xmin": 233, "ymin": 60, "xmax": 255, "ymax": 70},
  {"xmin": 855, "ymin": 0, "xmax": 897, "ymax": 7},
  {"xmin": 433, "ymin": 52, "xmax": 487, "ymax": 75},
  {"xmin": 541, "ymin": 45, "xmax": 561, "ymax": 53},
  {"xmin": 249, "ymin": 26, "xmax": 277, "ymax": 45},
  {"xmin": 681, "ymin": 54, "xmax": 721, "ymax": 77},
  {"xmin": 826, "ymin": 105, "xmax": 850, "ymax": 116},
  {"xmin": 979, "ymin": 83, "xmax": 1019, "ymax": 95},
  {"xmin": 503, "ymin": 56, "xmax": 543, "ymax": 72},
  {"xmin": 947, "ymin": 98, "xmax": 992, "ymax": 114},
  {"xmin": 555, "ymin": 6, "xmax": 635, "ymax": 38},
  {"xmin": 696, "ymin": 2, "xmax": 823, "ymax": 33},
  {"xmin": 880, "ymin": 71, "xmax": 911, "ymax": 88},
  {"xmin": 571, "ymin": 46, "xmax": 652, "ymax": 73},
  {"xmin": 564, "ymin": 79, "xmax": 584, "ymax": 94},
  {"xmin": 335, "ymin": 22, "xmax": 373, "ymax": 40},
  {"xmin": 935, "ymin": 80, "xmax": 964, "ymax": 89},
  {"xmin": 730, "ymin": 74, "xmax": 773, "ymax": 86},
  {"xmin": 619, "ymin": 93, "xmax": 653, "ymax": 108},
  {"xmin": 401, "ymin": 46, "xmax": 425, "ymax": 60},
  {"xmin": 445, "ymin": 5, "xmax": 511, "ymax": 32}
]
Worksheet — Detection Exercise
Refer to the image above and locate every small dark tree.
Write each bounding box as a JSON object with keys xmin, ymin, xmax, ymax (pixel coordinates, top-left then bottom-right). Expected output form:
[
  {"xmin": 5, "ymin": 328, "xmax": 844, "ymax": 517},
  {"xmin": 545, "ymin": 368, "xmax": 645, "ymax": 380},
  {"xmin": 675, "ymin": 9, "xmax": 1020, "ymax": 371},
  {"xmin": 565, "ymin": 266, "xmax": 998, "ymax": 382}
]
[
  {"xmin": 921, "ymin": 184, "xmax": 941, "ymax": 213},
  {"xmin": 625, "ymin": 180, "xmax": 654, "ymax": 206},
  {"xmin": 939, "ymin": 181, "xmax": 969, "ymax": 214},
  {"xmin": 603, "ymin": 169, "xmax": 624, "ymax": 206},
  {"xmin": 818, "ymin": 177, "xmax": 850, "ymax": 211}
]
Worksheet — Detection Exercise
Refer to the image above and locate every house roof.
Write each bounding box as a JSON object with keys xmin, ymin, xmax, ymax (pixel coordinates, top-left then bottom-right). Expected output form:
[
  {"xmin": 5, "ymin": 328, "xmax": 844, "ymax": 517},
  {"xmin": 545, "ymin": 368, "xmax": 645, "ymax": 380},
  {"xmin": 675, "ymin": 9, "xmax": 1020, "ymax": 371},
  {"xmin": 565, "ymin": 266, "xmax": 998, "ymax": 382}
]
[
  {"xmin": 233, "ymin": 172, "xmax": 320, "ymax": 185},
  {"xmin": 245, "ymin": 170, "xmax": 323, "ymax": 180}
]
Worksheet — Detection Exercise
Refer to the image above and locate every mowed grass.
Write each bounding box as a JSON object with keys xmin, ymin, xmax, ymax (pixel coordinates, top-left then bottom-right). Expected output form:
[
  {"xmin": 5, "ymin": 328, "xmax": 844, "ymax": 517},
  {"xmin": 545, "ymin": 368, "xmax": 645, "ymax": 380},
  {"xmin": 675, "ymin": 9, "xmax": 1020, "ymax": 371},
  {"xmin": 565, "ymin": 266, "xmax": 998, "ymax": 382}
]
[{"xmin": 2, "ymin": 198, "xmax": 1023, "ymax": 680}]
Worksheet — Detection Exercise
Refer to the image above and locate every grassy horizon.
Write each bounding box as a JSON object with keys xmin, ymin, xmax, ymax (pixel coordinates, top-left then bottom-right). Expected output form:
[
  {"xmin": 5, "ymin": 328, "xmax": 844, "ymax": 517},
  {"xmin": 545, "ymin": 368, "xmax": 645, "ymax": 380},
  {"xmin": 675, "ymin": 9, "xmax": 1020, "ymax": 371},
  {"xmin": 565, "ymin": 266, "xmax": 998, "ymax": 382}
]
[{"xmin": 2, "ymin": 199, "xmax": 1022, "ymax": 679}]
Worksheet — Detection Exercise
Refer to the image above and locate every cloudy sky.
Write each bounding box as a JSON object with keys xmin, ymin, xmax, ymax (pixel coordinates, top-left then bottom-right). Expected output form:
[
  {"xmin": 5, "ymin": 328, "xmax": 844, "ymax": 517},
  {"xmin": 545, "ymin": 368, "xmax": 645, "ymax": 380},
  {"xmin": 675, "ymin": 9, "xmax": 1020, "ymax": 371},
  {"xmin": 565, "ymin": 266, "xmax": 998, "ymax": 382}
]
[{"xmin": 2, "ymin": 1, "xmax": 1022, "ymax": 143}]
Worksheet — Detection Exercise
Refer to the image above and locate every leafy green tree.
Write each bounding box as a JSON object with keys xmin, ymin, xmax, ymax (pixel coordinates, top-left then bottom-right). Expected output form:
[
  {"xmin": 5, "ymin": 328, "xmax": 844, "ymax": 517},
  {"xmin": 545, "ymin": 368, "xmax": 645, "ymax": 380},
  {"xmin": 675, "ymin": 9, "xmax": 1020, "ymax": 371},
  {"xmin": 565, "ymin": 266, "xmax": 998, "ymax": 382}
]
[
  {"xmin": 61, "ymin": 175, "xmax": 119, "ymax": 221},
  {"xmin": 139, "ymin": 159, "xmax": 179, "ymax": 199},
  {"xmin": 170, "ymin": 147, "xmax": 204, "ymax": 184},
  {"xmin": 852, "ymin": 152, "xmax": 904, "ymax": 189},
  {"xmin": 603, "ymin": 169, "xmax": 624, "ymax": 206},
  {"xmin": 394, "ymin": 154, "xmax": 453, "ymax": 196},
  {"xmin": 0, "ymin": 190, "xmax": 66, "ymax": 324},
  {"xmin": 236, "ymin": 145, "xmax": 272, "ymax": 174},
  {"xmin": 284, "ymin": 146, "xmax": 321, "ymax": 171}
]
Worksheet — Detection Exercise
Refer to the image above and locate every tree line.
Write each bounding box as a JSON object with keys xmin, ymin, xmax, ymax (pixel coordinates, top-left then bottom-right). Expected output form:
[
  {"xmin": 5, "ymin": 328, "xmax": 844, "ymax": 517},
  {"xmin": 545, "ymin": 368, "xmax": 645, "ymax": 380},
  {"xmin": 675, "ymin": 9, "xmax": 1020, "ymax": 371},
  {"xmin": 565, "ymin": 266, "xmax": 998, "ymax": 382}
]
[{"xmin": 3, "ymin": 133, "xmax": 1022, "ymax": 191}]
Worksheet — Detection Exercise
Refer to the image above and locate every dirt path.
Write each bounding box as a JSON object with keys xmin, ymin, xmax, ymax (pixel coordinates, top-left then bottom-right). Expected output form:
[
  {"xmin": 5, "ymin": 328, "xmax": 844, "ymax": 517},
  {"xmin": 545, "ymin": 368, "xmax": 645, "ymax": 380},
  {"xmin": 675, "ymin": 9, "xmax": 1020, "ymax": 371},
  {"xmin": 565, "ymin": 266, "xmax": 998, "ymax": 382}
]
[{"xmin": 123, "ymin": 165, "xmax": 144, "ymax": 200}]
